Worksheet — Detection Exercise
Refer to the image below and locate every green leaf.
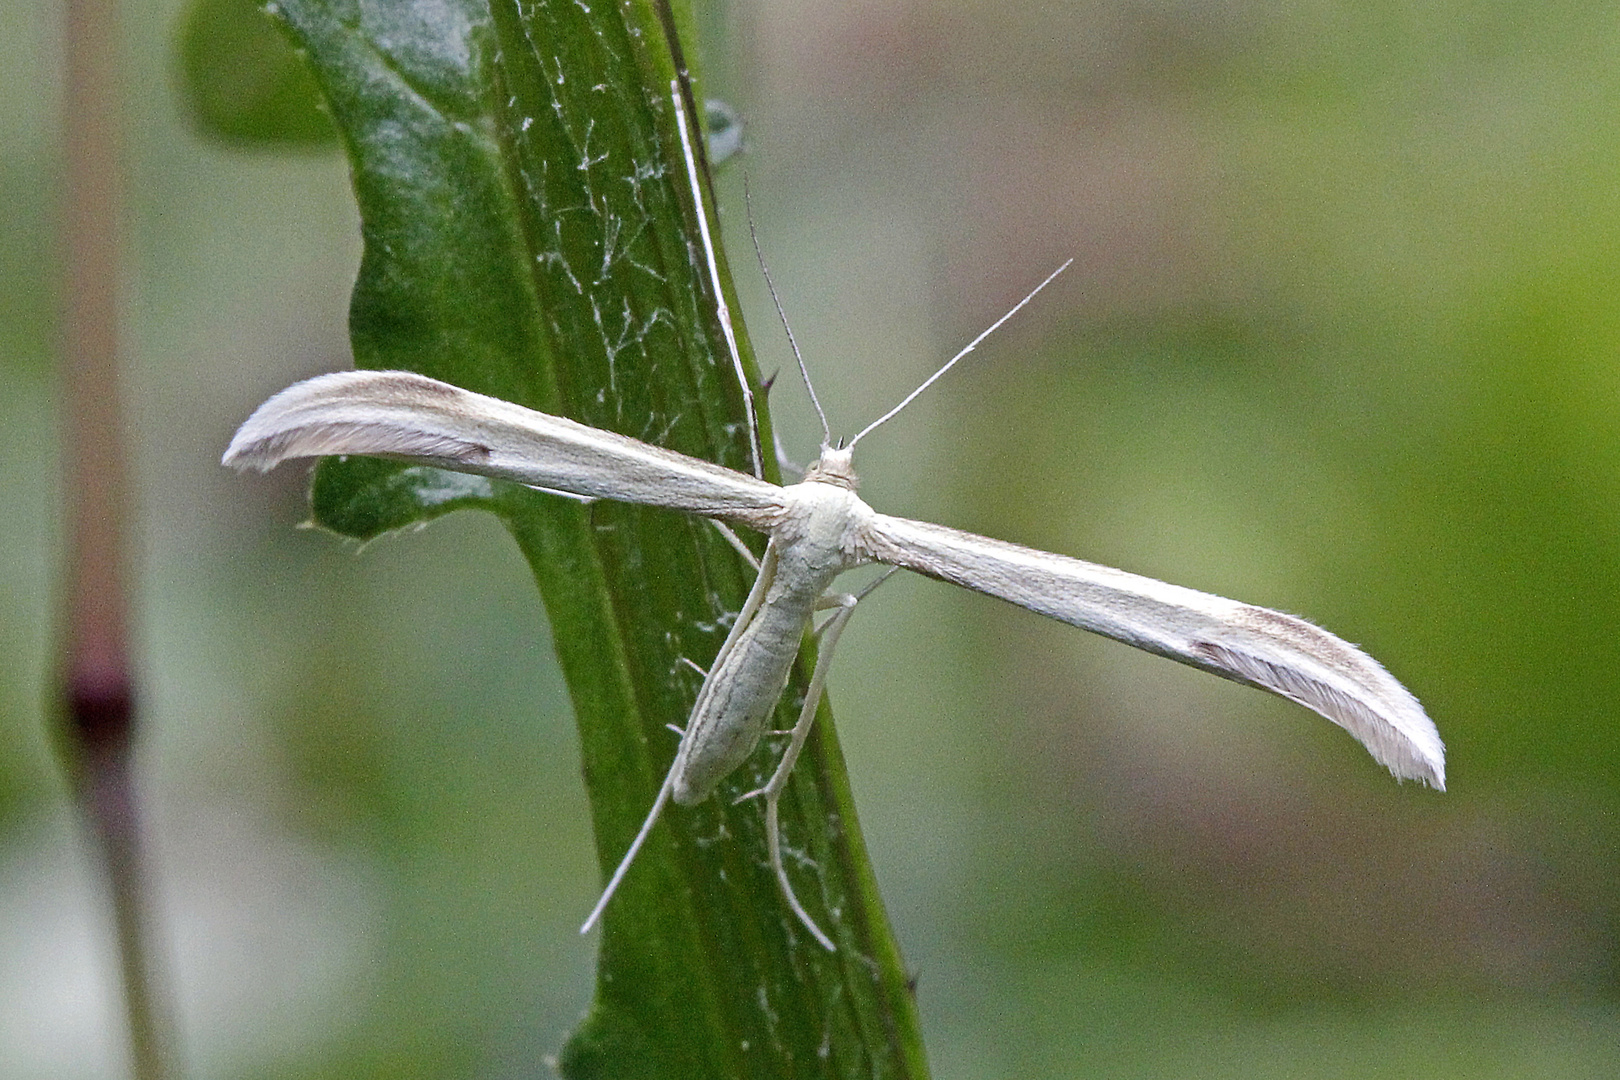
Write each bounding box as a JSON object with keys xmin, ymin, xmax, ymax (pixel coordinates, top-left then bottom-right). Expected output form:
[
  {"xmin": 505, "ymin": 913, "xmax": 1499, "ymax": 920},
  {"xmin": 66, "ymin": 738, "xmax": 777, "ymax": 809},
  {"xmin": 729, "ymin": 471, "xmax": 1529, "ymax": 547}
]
[
  {"xmin": 176, "ymin": 0, "xmax": 337, "ymax": 148},
  {"xmin": 267, "ymin": 0, "xmax": 930, "ymax": 1075}
]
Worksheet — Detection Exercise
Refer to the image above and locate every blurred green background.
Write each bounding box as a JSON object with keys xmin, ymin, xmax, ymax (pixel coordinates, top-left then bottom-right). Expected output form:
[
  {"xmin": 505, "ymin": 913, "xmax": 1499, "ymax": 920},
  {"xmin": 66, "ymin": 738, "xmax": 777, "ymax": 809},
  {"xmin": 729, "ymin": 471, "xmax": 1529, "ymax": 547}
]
[{"xmin": 8, "ymin": 0, "xmax": 1620, "ymax": 1076}]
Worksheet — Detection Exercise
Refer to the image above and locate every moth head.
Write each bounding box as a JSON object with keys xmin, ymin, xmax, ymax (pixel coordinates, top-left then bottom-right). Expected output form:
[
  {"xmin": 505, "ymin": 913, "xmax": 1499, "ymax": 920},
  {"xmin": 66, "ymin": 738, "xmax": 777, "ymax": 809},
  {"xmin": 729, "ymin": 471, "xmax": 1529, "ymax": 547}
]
[{"xmin": 803, "ymin": 444, "xmax": 858, "ymax": 490}]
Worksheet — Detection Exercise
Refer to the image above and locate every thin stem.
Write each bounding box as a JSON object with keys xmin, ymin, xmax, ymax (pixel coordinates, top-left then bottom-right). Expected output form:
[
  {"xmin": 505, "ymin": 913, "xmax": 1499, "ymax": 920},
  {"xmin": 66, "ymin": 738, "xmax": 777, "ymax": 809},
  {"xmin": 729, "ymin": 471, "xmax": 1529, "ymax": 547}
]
[{"xmin": 61, "ymin": 0, "xmax": 175, "ymax": 1075}]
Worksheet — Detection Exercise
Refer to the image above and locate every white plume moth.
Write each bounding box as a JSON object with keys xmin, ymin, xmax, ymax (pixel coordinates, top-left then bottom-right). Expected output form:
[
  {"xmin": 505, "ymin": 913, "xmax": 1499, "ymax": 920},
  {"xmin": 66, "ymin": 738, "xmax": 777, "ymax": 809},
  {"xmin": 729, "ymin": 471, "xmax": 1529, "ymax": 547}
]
[{"xmin": 224, "ymin": 83, "xmax": 1444, "ymax": 952}]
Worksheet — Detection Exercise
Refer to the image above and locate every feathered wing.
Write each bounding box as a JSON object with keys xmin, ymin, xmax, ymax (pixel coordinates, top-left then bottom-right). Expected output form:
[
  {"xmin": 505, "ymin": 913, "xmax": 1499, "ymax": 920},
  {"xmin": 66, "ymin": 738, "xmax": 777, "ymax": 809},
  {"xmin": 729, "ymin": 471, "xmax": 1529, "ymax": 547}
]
[
  {"xmin": 863, "ymin": 513, "xmax": 1444, "ymax": 789},
  {"xmin": 223, "ymin": 371, "xmax": 787, "ymax": 524}
]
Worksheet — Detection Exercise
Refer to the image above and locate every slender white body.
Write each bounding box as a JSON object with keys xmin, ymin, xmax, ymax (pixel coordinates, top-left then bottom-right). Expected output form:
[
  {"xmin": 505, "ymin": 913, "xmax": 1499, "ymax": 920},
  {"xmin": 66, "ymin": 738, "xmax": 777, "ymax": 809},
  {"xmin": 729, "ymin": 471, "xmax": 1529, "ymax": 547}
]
[
  {"xmin": 225, "ymin": 371, "xmax": 1445, "ymax": 950},
  {"xmin": 673, "ymin": 475, "xmax": 870, "ymax": 803},
  {"xmin": 223, "ymin": 82, "xmax": 1442, "ymax": 952},
  {"xmin": 224, "ymin": 374, "xmax": 1443, "ymax": 794}
]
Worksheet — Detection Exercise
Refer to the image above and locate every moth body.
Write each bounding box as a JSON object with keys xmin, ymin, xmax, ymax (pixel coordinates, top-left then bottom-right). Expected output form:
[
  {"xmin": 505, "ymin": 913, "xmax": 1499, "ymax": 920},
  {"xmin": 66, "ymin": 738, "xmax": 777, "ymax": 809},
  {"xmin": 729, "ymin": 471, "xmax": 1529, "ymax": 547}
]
[
  {"xmin": 224, "ymin": 75, "xmax": 1447, "ymax": 954},
  {"xmin": 225, "ymin": 365, "xmax": 1445, "ymax": 950},
  {"xmin": 672, "ymin": 458, "xmax": 874, "ymax": 804}
]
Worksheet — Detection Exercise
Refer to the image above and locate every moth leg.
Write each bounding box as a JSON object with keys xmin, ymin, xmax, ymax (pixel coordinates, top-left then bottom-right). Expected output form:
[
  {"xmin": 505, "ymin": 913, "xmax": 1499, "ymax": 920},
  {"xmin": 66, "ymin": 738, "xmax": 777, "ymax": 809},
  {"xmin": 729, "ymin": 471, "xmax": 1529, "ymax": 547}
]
[
  {"xmin": 671, "ymin": 658, "xmax": 707, "ymax": 733},
  {"xmin": 762, "ymin": 591, "xmax": 865, "ymax": 951},
  {"xmin": 739, "ymin": 573, "xmax": 892, "ymax": 787},
  {"xmin": 579, "ymin": 768, "xmax": 677, "ymax": 936},
  {"xmin": 522, "ymin": 484, "xmax": 597, "ymax": 504},
  {"xmin": 670, "ymin": 80, "xmax": 762, "ymax": 477},
  {"xmin": 709, "ymin": 519, "xmax": 761, "ymax": 571},
  {"xmin": 772, "ymin": 429, "xmax": 803, "ymax": 480},
  {"xmin": 747, "ymin": 569, "xmax": 900, "ymax": 948},
  {"xmin": 583, "ymin": 541, "xmax": 781, "ymax": 936},
  {"xmin": 812, "ymin": 566, "xmax": 896, "ymax": 615},
  {"xmin": 752, "ymin": 374, "xmax": 805, "ymax": 479}
]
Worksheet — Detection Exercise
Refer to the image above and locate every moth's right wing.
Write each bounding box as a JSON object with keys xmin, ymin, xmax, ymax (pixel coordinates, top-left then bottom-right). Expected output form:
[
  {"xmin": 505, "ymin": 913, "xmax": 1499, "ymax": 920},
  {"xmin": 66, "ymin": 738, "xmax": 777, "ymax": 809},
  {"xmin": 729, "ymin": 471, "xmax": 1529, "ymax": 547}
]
[
  {"xmin": 864, "ymin": 512, "xmax": 1444, "ymax": 789},
  {"xmin": 224, "ymin": 370, "xmax": 787, "ymax": 524}
]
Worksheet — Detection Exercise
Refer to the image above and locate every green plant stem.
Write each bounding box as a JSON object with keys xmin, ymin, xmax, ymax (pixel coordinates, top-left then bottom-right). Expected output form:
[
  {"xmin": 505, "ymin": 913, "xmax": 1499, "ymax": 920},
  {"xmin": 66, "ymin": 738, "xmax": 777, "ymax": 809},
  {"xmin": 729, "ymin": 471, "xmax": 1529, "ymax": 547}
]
[{"xmin": 268, "ymin": 0, "xmax": 931, "ymax": 1073}]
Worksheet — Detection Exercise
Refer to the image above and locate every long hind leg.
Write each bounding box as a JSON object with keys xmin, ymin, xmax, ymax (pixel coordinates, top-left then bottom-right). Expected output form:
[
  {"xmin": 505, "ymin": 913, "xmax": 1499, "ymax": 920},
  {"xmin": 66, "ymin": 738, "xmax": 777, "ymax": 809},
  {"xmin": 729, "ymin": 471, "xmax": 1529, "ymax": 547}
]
[
  {"xmin": 743, "ymin": 569, "xmax": 897, "ymax": 950},
  {"xmin": 580, "ymin": 541, "xmax": 781, "ymax": 936}
]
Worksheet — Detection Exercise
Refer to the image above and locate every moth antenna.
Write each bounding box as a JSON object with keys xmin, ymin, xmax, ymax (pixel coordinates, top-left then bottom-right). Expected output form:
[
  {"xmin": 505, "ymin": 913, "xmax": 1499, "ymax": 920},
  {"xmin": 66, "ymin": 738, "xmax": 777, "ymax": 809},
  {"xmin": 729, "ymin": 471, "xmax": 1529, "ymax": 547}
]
[
  {"xmin": 744, "ymin": 174, "xmax": 832, "ymax": 448},
  {"xmin": 672, "ymin": 81, "xmax": 764, "ymax": 478},
  {"xmin": 848, "ymin": 258, "xmax": 1074, "ymax": 449}
]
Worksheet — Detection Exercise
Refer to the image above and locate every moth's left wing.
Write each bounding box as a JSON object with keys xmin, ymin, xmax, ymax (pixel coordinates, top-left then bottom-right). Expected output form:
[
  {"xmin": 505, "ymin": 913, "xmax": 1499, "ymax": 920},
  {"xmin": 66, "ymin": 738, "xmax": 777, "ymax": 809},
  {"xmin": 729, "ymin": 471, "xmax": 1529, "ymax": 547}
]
[
  {"xmin": 863, "ymin": 513, "xmax": 1444, "ymax": 789},
  {"xmin": 224, "ymin": 370, "xmax": 786, "ymax": 525}
]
